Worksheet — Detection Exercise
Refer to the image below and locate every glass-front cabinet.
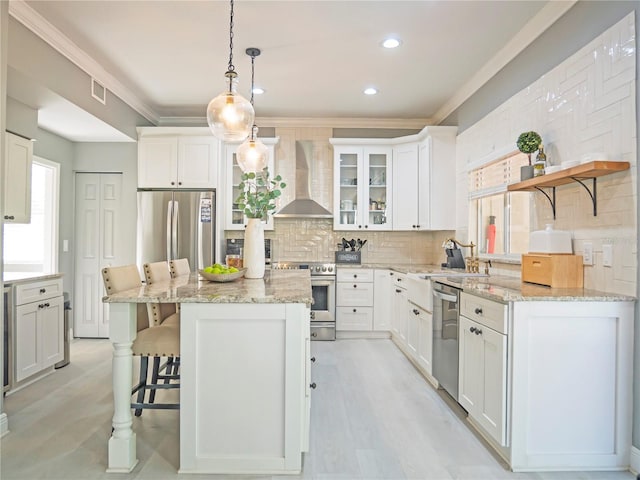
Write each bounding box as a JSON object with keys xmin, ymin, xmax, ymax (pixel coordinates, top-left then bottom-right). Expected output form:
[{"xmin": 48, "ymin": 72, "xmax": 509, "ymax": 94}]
[
  {"xmin": 331, "ymin": 141, "xmax": 392, "ymax": 231},
  {"xmin": 224, "ymin": 138, "xmax": 278, "ymax": 230}
]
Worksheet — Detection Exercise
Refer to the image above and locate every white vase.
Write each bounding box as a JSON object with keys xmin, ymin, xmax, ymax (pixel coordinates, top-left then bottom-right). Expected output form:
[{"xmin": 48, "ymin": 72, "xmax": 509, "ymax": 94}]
[{"xmin": 244, "ymin": 218, "xmax": 265, "ymax": 279}]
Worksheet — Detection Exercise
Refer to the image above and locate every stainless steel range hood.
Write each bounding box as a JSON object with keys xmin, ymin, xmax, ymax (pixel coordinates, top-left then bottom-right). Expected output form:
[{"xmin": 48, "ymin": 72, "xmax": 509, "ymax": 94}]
[{"xmin": 274, "ymin": 140, "xmax": 333, "ymax": 218}]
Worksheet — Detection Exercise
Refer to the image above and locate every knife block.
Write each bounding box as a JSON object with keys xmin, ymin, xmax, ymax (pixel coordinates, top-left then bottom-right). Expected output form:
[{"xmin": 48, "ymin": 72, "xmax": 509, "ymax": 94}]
[{"xmin": 335, "ymin": 251, "xmax": 361, "ymax": 264}]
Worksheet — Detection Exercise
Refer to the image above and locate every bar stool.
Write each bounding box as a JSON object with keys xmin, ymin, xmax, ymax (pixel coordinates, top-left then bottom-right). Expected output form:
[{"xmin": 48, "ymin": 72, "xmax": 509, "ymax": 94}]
[
  {"xmin": 143, "ymin": 261, "xmax": 179, "ymax": 327},
  {"xmin": 102, "ymin": 264, "xmax": 180, "ymax": 416},
  {"xmin": 169, "ymin": 258, "xmax": 191, "ymax": 277}
]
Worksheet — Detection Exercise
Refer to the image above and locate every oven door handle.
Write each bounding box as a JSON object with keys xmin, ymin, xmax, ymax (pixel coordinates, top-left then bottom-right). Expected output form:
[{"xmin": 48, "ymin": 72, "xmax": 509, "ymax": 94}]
[
  {"xmin": 433, "ymin": 289, "xmax": 458, "ymax": 303},
  {"xmin": 310, "ymin": 280, "xmax": 335, "ymax": 287}
]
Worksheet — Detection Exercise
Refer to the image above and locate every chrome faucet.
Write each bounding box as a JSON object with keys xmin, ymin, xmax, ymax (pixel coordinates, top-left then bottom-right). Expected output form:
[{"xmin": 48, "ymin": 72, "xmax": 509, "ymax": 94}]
[{"xmin": 442, "ymin": 238, "xmax": 479, "ymax": 273}]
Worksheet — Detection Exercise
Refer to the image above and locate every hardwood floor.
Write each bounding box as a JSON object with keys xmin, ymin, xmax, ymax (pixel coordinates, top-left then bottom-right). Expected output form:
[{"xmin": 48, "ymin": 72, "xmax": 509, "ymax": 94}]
[{"xmin": 0, "ymin": 338, "xmax": 635, "ymax": 480}]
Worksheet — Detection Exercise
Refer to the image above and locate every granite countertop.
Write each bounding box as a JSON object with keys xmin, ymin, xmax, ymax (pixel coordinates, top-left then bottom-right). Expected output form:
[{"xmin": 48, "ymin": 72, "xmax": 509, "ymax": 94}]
[
  {"xmin": 3, "ymin": 272, "xmax": 64, "ymax": 286},
  {"xmin": 336, "ymin": 263, "xmax": 458, "ymax": 275},
  {"xmin": 103, "ymin": 269, "xmax": 313, "ymax": 306},
  {"xmin": 432, "ymin": 275, "xmax": 636, "ymax": 302}
]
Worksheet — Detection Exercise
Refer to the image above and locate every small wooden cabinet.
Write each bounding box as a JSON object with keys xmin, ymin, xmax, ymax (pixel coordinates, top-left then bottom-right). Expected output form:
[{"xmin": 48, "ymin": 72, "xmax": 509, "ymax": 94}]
[
  {"xmin": 13, "ymin": 277, "xmax": 64, "ymax": 383},
  {"xmin": 4, "ymin": 132, "xmax": 33, "ymax": 223},
  {"xmin": 137, "ymin": 128, "xmax": 220, "ymax": 189}
]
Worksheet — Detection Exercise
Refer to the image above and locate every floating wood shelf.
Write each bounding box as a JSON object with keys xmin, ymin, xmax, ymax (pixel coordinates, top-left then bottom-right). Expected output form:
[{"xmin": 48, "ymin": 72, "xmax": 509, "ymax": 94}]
[{"xmin": 507, "ymin": 161, "xmax": 630, "ymax": 219}]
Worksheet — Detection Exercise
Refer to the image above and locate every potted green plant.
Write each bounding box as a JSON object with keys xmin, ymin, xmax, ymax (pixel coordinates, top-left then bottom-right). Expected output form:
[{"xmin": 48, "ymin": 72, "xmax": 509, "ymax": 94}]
[
  {"xmin": 517, "ymin": 131, "xmax": 542, "ymax": 180},
  {"xmin": 235, "ymin": 168, "xmax": 286, "ymax": 278}
]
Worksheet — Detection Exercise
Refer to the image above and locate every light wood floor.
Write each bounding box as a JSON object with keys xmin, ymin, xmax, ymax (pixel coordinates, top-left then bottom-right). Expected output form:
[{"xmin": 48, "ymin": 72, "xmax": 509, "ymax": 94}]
[{"xmin": 0, "ymin": 338, "xmax": 635, "ymax": 480}]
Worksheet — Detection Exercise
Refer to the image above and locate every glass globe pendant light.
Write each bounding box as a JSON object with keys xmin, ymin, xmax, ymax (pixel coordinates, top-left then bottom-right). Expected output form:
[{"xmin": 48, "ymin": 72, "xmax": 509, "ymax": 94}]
[
  {"xmin": 206, "ymin": 0, "xmax": 254, "ymax": 142},
  {"xmin": 236, "ymin": 47, "xmax": 268, "ymax": 173}
]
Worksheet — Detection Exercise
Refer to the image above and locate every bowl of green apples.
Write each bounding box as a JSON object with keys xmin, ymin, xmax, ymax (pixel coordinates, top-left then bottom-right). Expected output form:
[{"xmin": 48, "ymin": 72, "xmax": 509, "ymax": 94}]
[{"xmin": 199, "ymin": 264, "xmax": 246, "ymax": 282}]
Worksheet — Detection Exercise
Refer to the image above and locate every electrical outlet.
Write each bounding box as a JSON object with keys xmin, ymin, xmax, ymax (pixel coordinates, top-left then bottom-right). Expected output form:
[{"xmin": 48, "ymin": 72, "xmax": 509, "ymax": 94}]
[
  {"xmin": 603, "ymin": 244, "xmax": 613, "ymax": 267},
  {"xmin": 583, "ymin": 242, "xmax": 593, "ymax": 265}
]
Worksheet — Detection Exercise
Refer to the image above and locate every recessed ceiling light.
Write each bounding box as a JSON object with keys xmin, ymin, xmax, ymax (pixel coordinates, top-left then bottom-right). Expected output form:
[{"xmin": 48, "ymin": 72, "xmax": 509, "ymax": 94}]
[
  {"xmin": 364, "ymin": 88, "xmax": 378, "ymax": 95},
  {"xmin": 382, "ymin": 38, "xmax": 401, "ymax": 49},
  {"xmin": 252, "ymin": 87, "xmax": 265, "ymax": 95}
]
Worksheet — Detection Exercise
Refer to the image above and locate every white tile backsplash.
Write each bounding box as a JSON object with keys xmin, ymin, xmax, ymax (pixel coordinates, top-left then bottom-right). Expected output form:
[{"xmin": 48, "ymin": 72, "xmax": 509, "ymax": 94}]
[{"xmin": 456, "ymin": 13, "xmax": 637, "ymax": 295}]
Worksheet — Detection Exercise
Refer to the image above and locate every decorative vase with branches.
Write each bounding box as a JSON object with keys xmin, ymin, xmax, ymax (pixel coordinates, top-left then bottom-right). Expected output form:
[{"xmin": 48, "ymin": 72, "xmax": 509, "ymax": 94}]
[{"xmin": 235, "ymin": 168, "xmax": 286, "ymax": 278}]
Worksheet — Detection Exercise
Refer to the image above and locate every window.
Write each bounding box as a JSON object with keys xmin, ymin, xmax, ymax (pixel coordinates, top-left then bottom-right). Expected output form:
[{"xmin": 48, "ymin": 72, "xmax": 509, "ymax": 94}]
[
  {"xmin": 3, "ymin": 157, "xmax": 60, "ymax": 274},
  {"xmin": 468, "ymin": 152, "xmax": 530, "ymax": 257}
]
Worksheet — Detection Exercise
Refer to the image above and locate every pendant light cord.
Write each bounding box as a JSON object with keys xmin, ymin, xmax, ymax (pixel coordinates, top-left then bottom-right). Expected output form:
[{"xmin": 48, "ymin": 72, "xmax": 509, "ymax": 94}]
[
  {"xmin": 227, "ymin": 0, "xmax": 235, "ymax": 73},
  {"xmin": 249, "ymin": 53, "xmax": 255, "ymax": 105}
]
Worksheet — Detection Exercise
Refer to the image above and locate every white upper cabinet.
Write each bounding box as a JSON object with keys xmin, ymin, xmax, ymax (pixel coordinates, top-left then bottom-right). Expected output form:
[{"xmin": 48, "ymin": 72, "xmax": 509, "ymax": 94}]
[
  {"xmin": 392, "ymin": 127, "xmax": 457, "ymax": 231},
  {"xmin": 223, "ymin": 138, "xmax": 278, "ymax": 231},
  {"xmin": 330, "ymin": 140, "xmax": 392, "ymax": 231},
  {"xmin": 4, "ymin": 132, "xmax": 33, "ymax": 223},
  {"xmin": 137, "ymin": 128, "xmax": 220, "ymax": 189}
]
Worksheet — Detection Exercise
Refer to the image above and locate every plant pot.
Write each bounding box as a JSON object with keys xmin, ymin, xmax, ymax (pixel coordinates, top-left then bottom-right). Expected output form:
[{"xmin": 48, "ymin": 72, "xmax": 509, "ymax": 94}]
[
  {"xmin": 244, "ymin": 218, "xmax": 265, "ymax": 279},
  {"xmin": 520, "ymin": 165, "xmax": 534, "ymax": 181}
]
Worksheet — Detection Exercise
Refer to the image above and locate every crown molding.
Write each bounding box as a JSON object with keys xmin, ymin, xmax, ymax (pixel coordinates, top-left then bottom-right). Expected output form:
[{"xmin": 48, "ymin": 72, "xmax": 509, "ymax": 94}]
[
  {"xmin": 255, "ymin": 117, "xmax": 432, "ymax": 129},
  {"xmin": 157, "ymin": 115, "xmax": 432, "ymax": 129},
  {"xmin": 432, "ymin": 0, "xmax": 577, "ymax": 124},
  {"xmin": 9, "ymin": 0, "xmax": 159, "ymax": 124}
]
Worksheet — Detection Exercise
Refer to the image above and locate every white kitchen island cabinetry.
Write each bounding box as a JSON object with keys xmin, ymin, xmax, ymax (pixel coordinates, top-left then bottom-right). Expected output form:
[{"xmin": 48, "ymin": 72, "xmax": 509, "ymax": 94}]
[
  {"xmin": 456, "ymin": 285, "xmax": 634, "ymax": 472},
  {"xmin": 137, "ymin": 127, "xmax": 219, "ymax": 189},
  {"xmin": 4, "ymin": 131, "xmax": 33, "ymax": 223},
  {"xmin": 102, "ymin": 270, "xmax": 312, "ymax": 475},
  {"xmin": 13, "ymin": 276, "xmax": 64, "ymax": 383}
]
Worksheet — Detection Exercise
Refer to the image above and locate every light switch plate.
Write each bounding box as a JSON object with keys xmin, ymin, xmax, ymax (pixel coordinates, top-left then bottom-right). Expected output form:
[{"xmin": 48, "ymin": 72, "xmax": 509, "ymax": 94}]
[
  {"xmin": 603, "ymin": 244, "xmax": 613, "ymax": 267},
  {"xmin": 583, "ymin": 242, "xmax": 593, "ymax": 265}
]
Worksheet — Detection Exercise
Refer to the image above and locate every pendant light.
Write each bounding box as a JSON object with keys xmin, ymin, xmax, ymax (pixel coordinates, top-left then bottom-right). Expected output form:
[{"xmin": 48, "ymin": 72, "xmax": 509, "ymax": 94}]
[
  {"xmin": 236, "ymin": 47, "xmax": 269, "ymax": 173},
  {"xmin": 206, "ymin": 0, "xmax": 254, "ymax": 142}
]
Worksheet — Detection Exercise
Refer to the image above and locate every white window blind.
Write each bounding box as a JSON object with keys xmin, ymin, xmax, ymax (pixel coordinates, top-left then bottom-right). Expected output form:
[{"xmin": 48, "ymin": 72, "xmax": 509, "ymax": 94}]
[{"xmin": 468, "ymin": 152, "xmax": 529, "ymax": 199}]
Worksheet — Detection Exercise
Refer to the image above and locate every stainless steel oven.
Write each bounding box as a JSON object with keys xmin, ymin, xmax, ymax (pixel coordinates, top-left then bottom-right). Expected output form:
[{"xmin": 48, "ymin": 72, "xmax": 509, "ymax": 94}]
[
  {"xmin": 272, "ymin": 262, "xmax": 336, "ymax": 340},
  {"xmin": 432, "ymin": 281, "xmax": 461, "ymax": 401}
]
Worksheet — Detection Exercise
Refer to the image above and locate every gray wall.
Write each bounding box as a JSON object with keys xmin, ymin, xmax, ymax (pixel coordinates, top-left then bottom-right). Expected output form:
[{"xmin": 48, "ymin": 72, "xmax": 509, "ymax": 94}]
[
  {"xmin": 7, "ymin": 17, "xmax": 152, "ymax": 140},
  {"xmin": 443, "ymin": 0, "xmax": 640, "ymax": 451}
]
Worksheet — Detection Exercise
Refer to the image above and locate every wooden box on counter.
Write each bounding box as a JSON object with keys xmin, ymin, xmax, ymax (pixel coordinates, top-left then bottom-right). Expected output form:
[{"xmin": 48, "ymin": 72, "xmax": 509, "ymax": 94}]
[{"xmin": 521, "ymin": 254, "xmax": 583, "ymax": 288}]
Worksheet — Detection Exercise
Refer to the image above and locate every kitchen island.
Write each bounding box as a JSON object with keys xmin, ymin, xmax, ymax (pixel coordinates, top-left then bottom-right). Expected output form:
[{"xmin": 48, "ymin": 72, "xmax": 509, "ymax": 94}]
[{"xmin": 102, "ymin": 270, "xmax": 313, "ymax": 475}]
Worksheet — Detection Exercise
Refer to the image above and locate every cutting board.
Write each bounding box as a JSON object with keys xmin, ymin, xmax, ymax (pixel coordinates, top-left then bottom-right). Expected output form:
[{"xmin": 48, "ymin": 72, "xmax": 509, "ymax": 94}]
[{"xmin": 521, "ymin": 254, "xmax": 583, "ymax": 288}]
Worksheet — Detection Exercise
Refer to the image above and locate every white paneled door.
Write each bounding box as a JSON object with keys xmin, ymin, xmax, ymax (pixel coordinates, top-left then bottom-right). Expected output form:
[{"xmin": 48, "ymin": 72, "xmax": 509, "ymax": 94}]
[{"xmin": 74, "ymin": 173, "xmax": 124, "ymax": 338}]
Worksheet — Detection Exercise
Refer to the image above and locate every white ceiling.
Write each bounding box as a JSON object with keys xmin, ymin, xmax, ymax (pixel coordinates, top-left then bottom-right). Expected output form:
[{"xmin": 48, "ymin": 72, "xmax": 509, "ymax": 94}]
[{"xmin": 13, "ymin": 0, "xmax": 563, "ymax": 140}]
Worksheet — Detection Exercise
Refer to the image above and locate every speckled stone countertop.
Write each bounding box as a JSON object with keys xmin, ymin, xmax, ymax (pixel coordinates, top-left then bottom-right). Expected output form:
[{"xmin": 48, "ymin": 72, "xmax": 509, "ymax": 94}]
[
  {"xmin": 336, "ymin": 263, "xmax": 460, "ymax": 275},
  {"xmin": 3, "ymin": 272, "xmax": 64, "ymax": 286},
  {"xmin": 103, "ymin": 270, "xmax": 313, "ymax": 306},
  {"xmin": 432, "ymin": 275, "xmax": 636, "ymax": 303}
]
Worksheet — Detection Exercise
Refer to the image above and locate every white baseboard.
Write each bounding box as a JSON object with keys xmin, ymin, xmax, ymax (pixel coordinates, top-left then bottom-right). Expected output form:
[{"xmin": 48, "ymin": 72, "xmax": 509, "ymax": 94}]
[
  {"xmin": 0, "ymin": 412, "xmax": 9, "ymax": 438},
  {"xmin": 630, "ymin": 446, "xmax": 640, "ymax": 476}
]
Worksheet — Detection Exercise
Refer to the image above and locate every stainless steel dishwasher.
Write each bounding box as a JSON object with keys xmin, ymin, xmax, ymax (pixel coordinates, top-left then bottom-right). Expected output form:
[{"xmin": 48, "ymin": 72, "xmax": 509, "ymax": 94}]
[{"xmin": 432, "ymin": 282, "xmax": 461, "ymax": 401}]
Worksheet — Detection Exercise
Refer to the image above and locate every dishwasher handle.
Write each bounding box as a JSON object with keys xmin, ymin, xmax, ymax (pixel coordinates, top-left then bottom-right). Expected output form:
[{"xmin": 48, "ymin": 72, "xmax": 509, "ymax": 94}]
[{"xmin": 433, "ymin": 289, "xmax": 458, "ymax": 303}]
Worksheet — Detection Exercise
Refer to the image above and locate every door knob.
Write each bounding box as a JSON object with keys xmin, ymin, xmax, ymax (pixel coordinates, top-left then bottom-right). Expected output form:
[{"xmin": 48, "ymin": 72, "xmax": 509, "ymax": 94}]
[
  {"xmin": 310, "ymin": 383, "xmax": 317, "ymax": 389},
  {"xmin": 475, "ymin": 307, "xmax": 483, "ymax": 314},
  {"xmin": 311, "ymin": 357, "xmax": 316, "ymax": 363}
]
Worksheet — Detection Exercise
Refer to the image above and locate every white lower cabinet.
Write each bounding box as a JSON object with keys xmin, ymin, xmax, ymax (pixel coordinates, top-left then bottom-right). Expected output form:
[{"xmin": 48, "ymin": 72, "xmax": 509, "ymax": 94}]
[
  {"xmin": 14, "ymin": 278, "xmax": 64, "ymax": 383},
  {"xmin": 373, "ymin": 270, "xmax": 391, "ymax": 330},
  {"xmin": 389, "ymin": 272, "xmax": 407, "ymax": 341},
  {"xmin": 415, "ymin": 304, "xmax": 433, "ymax": 375},
  {"xmin": 458, "ymin": 314, "xmax": 507, "ymax": 446},
  {"xmin": 336, "ymin": 269, "xmax": 375, "ymax": 333}
]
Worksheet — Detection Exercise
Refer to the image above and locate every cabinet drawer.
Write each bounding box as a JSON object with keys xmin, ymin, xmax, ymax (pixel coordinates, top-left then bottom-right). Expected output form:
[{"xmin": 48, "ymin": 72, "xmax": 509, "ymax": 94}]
[
  {"xmin": 336, "ymin": 282, "xmax": 374, "ymax": 306},
  {"xmin": 460, "ymin": 292, "xmax": 507, "ymax": 335},
  {"xmin": 407, "ymin": 275, "xmax": 432, "ymax": 312},
  {"xmin": 336, "ymin": 268, "xmax": 374, "ymax": 283},
  {"xmin": 15, "ymin": 278, "xmax": 63, "ymax": 305},
  {"xmin": 336, "ymin": 306, "xmax": 373, "ymax": 331}
]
